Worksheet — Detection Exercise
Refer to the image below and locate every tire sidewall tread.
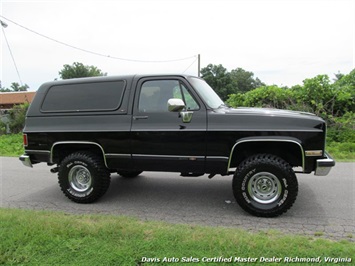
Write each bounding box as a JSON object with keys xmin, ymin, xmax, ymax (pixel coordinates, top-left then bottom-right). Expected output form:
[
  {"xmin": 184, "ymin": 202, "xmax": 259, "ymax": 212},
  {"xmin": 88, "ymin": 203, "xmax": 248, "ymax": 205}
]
[
  {"xmin": 58, "ymin": 152, "xmax": 110, "ymax": 203},
  {"xmin": 233, "ymin": 154, "xmax": 298, "ymax": 217}
]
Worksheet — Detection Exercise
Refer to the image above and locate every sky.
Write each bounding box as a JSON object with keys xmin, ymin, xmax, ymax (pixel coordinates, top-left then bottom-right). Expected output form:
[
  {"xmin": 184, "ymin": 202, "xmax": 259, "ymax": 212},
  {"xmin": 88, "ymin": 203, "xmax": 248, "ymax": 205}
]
[{"xmin": 0, "ymin": 0, "xmax": 354, "ymax": 91}]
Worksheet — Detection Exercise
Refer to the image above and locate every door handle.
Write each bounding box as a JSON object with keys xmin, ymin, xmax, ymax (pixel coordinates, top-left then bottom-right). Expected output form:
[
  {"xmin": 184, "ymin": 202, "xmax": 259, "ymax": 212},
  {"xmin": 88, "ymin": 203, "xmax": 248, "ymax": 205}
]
[{"xmin": 133, "ymin": 116, "xmax": 148, "ymax": 120}]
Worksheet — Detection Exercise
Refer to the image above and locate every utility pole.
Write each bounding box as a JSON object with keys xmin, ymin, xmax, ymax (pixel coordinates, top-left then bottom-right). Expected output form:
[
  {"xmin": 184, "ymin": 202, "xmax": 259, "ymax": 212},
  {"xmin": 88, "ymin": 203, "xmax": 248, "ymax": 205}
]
[
  {"xmin": 1, "ymin": 19, "xmax": 23, "ymax": 86},
  {"xmin": 198, "ymin": 54, "xmax": 201, "ymax": 77}
]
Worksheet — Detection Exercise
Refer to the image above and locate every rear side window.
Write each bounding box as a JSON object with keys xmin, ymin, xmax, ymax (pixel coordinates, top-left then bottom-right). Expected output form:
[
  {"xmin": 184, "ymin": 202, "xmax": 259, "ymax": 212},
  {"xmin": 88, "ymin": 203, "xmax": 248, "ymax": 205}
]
[{"xmin": 41, "ymin": 81, "xmax": 125, "ymax": 112}]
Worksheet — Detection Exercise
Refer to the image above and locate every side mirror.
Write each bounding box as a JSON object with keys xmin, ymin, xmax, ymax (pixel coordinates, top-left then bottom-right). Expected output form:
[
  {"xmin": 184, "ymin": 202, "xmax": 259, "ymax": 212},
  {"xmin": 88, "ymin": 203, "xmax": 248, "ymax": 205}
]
[
  {"xmin": 167, "ymin": 98, "xmax": 193, "ymax": 123},
  {"xmin": 180, "ymin": 110, "xmax": 193, "ymax": 123},
  {"xmin": 167, "ymin": 98, "xmax": 185, "ymax": 112}
]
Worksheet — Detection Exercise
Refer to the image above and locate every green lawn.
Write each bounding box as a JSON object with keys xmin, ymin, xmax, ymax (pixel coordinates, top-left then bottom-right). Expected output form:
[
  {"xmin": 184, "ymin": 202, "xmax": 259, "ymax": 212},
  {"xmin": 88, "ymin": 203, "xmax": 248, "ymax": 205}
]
[
  {"xmin": 0, "ymin": 208, "xmax": 354, "ymax": 265},
  {"xmin": 0, "ymin": 133, "xmax": 24, "ymax": 157}
]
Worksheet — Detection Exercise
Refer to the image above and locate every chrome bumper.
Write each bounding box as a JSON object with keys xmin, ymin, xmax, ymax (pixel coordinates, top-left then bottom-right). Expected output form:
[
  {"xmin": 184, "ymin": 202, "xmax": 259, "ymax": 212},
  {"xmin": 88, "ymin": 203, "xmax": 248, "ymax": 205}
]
[
  {"xmin": 315, "ymin": 152, "xmax": 335, "ymax": 176},
  {"xmin": 19, "ymin": 154, "xmax": 33, "ymax": 168}
]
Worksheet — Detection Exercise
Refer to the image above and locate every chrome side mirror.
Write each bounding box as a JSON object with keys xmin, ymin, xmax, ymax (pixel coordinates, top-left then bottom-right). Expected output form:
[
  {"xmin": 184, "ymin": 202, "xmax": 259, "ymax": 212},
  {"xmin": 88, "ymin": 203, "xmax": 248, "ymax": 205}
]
[
  {"xmin": 167, "ymin": 98, "xmax": 193, "ymax": 123},
  {"xmin": 167, "ymin": 98, "xmax": 185, "ymax": 112}
]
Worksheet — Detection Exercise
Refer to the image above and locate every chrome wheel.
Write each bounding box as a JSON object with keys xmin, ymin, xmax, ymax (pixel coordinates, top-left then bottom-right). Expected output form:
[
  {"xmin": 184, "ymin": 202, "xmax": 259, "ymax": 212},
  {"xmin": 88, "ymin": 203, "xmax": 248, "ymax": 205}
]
[
  {"xmin": 68, "ymin": 165, "xmax": 92, "ymax": 192},
  {"xmin": 247, "ymin": 172, "xmax": 282, "ymax": 204}
]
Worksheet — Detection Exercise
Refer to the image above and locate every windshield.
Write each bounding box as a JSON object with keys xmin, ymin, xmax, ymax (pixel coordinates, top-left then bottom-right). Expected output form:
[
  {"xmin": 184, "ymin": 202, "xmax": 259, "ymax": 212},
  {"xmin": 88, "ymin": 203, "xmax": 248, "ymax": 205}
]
[{"xmin": 187, "ymin": 77, "xmax": 224, "ymax": 109}]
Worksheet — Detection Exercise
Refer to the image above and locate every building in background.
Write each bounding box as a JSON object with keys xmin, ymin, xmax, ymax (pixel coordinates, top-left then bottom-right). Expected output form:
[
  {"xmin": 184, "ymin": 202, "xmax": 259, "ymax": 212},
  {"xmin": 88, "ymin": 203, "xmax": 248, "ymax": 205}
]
[
  {"xmin": 0, "ymin": 91, "xmax": 36, "ymax": 134},
  {"xmin": 0, "ymin": 91, "xmax": 36, "ymax": 109}
]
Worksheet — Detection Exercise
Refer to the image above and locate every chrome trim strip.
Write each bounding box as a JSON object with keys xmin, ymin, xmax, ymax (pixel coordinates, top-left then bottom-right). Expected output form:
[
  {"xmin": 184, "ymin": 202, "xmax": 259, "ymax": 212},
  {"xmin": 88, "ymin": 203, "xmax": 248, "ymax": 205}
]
[
  {"xmin": 25, "ymin": 150, "xmax": 51, "ymax": 155},
  {"xmin": 50, "ymin": 141, "xmax": 108, "ymax": 168},
  {"xmin": 227, "ymin": 138, "xmax": 305, "ymax": 172},
  {"xmin": 105, "ymin": 153, "xmax": 131, "ymax": 159},
  {"xmin": 206, "ymin": 156, "xmax": 229, "ymax": 161},
  {"xmin": 132, "ymin": 154, "xmax": 205, "ymax": 160}
]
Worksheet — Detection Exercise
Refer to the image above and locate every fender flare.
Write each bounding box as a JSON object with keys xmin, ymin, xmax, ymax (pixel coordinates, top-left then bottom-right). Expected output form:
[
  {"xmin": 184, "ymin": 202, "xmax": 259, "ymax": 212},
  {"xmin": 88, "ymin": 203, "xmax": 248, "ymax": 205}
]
[
  {"xmin": 227, "ymin": 137, "xmax": 305, "ymax": 172},
  {"xmin": 50, "ymin": 141, "xmax": 108, "ymax": 168}
]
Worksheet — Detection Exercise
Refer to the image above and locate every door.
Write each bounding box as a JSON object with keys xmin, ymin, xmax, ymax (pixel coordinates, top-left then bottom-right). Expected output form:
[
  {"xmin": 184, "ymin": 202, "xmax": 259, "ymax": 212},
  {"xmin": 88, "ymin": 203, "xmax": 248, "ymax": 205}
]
[{"xmin": 131, "ymin": 77, "xmax": 207, "ymax": 172}]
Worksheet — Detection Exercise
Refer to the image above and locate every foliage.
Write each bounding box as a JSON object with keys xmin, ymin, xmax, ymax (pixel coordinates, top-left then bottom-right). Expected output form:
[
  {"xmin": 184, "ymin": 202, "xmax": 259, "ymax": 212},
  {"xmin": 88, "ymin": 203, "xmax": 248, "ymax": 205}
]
[
  {"xmin": 0, "ymin": 133, "xmax": 24, "ymax": 156},
  {"xmin": 201, "ymin": 64, "xmax": 264, "ymax": 101},
  {"xmin": 227, "ymin": 69, "xmax": 355, "ymax": 157},
  {"xmin": 5, "ymin": 103, "xmax": 29, "ymax": 134},
  {"xmin": 230, "ymin": 67, "xmax": 265, "ymax": 93},
  {"xmin": 227, "ymin": 72, "xmax": 355, "ymax": 118},
  {"xmin": 0, "ymin": 103, "xmax": 28, "ymax": 135},
  {"xmin": 0, "ymin": 82, "xmax": 29, "ymax": 92},
  {"xmin": 58, "ymin": 62, "xmax": 107, "ymax": 79},
  {"xmin": 0, "ymin": 120, "xmax": 7, "ymax": 135},
  {"xmin": 1, "ymin": 208, "xmax": 354, "ymax": 265},
  {"xmin": 228, "ymin": 85, "xmax": 293, "ymax": 110},
  {"xmin": 200, "ymin": 64, "xmax": 234, "ymax": 101},
  {"xmin": 326, "ymin": 112, "xmax": 355, "ymax": 143}
]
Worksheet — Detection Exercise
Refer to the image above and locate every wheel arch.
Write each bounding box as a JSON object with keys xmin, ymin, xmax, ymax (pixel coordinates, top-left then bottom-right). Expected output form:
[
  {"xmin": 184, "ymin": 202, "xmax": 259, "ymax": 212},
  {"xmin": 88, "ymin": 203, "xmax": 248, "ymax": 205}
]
[
  {"xmin": 228, "ymin": 137, "xmax": 304, "ymax": 172},
  {"xmin": 50, "ymin": 141, "xmax": 108, "ymax": 167}
]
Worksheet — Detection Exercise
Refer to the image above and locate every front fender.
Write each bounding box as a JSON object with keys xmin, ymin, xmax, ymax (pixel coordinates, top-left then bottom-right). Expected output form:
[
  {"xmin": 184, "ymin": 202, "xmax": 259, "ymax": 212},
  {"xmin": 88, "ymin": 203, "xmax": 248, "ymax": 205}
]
[{"xmin": 228, "ymin": 137, "xmax": 305, "ymax": 172}]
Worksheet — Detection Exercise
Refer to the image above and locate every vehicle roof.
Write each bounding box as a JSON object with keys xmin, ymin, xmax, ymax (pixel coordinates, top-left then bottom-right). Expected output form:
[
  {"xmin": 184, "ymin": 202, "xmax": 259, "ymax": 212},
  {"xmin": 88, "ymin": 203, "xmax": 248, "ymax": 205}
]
[{"xmin": 39, "ymin": 74, "xmax": 197, "ymax": 88}]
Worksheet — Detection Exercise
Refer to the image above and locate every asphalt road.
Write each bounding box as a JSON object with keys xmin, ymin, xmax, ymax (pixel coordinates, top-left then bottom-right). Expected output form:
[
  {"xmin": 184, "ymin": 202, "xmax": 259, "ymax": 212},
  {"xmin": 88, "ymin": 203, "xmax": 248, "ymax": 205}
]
[{"xmin": 1, "ymin": 157, "xmax": 354, "ymax": 241}]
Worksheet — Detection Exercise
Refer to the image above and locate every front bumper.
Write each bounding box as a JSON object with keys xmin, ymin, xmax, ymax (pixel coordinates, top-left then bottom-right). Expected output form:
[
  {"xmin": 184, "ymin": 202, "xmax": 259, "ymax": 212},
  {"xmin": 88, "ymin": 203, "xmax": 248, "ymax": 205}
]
[
  {"xmin": 19, "ymin": 154, "xmax": 33, "ymax": 168},
  {"xmin": 315, "ymin": 152, "xmax": 335, "ymax": 176}
]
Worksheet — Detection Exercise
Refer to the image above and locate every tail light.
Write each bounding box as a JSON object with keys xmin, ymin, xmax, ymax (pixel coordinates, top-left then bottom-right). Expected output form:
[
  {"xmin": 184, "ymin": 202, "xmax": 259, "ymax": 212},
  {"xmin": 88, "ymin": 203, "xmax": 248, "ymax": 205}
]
[{"xmin": 23, "ymin": 134, "xmax": 28, "ymax": 147}]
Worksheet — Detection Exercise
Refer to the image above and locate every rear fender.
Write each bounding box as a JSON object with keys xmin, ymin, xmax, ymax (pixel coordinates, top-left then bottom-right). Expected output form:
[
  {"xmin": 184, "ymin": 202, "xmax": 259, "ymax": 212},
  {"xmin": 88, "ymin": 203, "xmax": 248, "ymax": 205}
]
[{"xmin": 50, "ymin": 141, "xmax": 108, "ymax": 167}]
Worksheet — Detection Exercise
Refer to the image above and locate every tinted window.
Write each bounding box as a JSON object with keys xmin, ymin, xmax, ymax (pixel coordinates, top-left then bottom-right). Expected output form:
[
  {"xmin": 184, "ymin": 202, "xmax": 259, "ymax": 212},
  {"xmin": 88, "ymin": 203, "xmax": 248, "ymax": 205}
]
[
  {"xmin": 139, "ymin": 80, "xmax": 199, "ymax": 112},
  {"xmin": 41, "ymin": 81, "xmax": 125, "ymax": 112}
]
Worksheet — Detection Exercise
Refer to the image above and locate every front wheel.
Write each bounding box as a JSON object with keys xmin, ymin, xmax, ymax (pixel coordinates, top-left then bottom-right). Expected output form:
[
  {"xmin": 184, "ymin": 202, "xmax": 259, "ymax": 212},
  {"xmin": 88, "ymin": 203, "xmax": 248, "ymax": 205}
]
[
  {"xmin": 58, "ymin": 152, "xmax": 111, "ymax": 203},
  {"xmin": 233, "ymin": 154, "xmax": 298, "ymax": 217}
]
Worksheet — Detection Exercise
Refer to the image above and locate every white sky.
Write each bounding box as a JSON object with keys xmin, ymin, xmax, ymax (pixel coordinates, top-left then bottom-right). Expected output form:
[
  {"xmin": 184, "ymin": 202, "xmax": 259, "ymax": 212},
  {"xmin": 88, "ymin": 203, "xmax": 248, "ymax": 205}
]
[{"xmin": 0, "ymin": 0, "xmax": 354, "ymax": 91}]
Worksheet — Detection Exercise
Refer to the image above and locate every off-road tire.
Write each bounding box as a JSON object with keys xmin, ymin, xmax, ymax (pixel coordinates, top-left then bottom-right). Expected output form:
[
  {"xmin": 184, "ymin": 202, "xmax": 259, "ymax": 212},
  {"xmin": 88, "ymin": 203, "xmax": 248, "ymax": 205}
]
[
  {"xmin": 233, "ymin": 154, "xmax": 298, "ymax": 217},
  {"xmin": 58, "ymin": 152, "xmax": 111, "ymax": 203}
]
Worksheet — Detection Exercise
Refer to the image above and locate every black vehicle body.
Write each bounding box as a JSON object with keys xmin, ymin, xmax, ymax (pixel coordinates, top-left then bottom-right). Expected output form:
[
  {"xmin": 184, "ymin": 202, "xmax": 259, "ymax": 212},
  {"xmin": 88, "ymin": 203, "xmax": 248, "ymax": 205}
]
[{"xmin": 20, "ymin": 74, "xmax": 335, "ymax": 217}]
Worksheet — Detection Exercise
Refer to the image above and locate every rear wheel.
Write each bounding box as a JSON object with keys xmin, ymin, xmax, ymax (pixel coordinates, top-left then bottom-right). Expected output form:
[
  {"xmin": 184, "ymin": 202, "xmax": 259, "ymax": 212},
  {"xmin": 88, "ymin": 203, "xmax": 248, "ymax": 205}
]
[
  {"xmin": 233, "ymin": 154, "xmax": 298, "ymax": 217},
  {"xmin": 58, "ymin": 152, "xmax": 110, "ymax": 203}
]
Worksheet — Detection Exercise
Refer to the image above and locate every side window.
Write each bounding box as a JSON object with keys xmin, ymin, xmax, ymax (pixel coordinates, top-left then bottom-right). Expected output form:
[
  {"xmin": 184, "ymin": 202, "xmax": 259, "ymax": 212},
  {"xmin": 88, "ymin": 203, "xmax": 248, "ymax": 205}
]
[
  {"xmin": 139, "ymin": 80, "xmax": 199, "ymax": 112},
  {"xmin": 179, "ymin": 83, "xmax": 199, "ymax": 111},
  {"xmin": 41, "ymin": 80, "xmax": 125, "ymax": 112}
]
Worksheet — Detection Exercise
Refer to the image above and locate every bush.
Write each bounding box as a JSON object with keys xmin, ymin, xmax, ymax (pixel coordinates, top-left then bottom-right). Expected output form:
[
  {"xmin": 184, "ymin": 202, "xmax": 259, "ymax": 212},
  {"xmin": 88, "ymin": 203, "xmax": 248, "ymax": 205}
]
[
  {"xmin": 6, "ymin": 103, "xmax": 29, "ymax": 134},
  {"xmin": 0, "ymin": 133, "xmax": 24, "ymax": 156},
  {"xmin": 326, "ymin": 112, "xmax": 355, "ymax": 143},
  {"xmin": 227, "ymin": 71, "xmax": 354, "ymax": 160}
]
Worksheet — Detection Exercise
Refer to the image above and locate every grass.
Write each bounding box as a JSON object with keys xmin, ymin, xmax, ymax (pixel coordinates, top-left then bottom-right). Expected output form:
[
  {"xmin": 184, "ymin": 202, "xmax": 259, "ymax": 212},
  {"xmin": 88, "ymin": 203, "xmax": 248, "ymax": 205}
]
[
  {"xmin": 0, "ymin": 208, "xmax": 354, "ymax": 265},
  {"xmin": 326, "ymin": 141, "xmax": 355, "ymax": 161},
  {"xmin": 0, "ymin": 133, "xmax": 354, "ymax": 161},
  {"xmin": 0, "ymin": 133, "xmax": 24, "ymax": 157}
]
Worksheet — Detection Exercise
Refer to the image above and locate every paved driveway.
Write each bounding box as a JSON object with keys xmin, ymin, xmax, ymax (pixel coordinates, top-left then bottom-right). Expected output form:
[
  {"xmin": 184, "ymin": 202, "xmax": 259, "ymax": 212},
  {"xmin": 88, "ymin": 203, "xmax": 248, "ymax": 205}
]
[{"xmin": 1, "ymin": 157, "xmax": 354, "ymax": 241}]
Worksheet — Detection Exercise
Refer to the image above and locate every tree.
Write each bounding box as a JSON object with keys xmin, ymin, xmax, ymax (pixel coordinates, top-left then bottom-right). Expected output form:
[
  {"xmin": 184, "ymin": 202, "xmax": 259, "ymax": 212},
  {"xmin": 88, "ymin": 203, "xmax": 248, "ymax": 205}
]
[
  {"xmin": 201, "ymin": 64, "xmax": 265, "ymax": 101},
  {"xmin": 58, "ymin": 62, "xmax": 107, "ymax": 79},
  {"xmin": 0, "ymin": 82, "xmax": 29, "ymax": 92},
  {"xmin": 230, "ymin": 67, "xmax": 265, "ymax": 93},
  {"xmin": 200, "ymin": 64, "xmax": 234, "ymax": 101},
  {"xmin": 332, "ymin": 69, "xmax": 355, "ymax": 114}
]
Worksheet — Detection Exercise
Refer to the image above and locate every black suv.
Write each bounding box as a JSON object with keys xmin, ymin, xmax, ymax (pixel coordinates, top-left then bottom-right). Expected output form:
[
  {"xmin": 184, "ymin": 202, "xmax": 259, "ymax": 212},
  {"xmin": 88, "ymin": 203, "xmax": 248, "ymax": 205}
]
[{"xmin": 20, "ymin": 74, "xmax": 335, "ymax": 217}]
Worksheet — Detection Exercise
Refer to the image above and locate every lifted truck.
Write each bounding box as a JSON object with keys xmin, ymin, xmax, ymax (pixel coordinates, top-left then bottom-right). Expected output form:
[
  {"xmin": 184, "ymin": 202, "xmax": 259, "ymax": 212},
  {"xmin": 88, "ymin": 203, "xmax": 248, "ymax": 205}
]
[{"xmin": 20, "ymin": 74, "xmax": 335, "ymax": 217}]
